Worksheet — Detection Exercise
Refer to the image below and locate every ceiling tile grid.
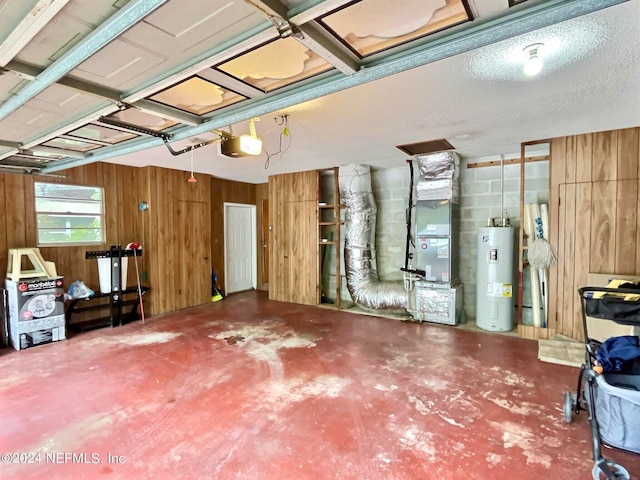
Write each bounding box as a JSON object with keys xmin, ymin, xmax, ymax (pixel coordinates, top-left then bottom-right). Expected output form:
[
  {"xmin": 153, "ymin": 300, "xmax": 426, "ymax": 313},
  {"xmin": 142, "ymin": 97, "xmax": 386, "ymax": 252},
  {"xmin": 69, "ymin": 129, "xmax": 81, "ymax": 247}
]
[{"xmin": 0, "ymin": 0, "xmax": 635, "ymax": 178}]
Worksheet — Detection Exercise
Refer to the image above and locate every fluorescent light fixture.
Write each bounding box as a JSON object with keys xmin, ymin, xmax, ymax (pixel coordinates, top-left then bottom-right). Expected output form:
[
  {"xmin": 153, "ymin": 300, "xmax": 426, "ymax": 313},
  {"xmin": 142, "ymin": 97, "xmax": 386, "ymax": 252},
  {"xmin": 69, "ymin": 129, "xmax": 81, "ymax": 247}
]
[{"xmin": 523, "ymin": 43, "xmax": 544, "ymax": 76}]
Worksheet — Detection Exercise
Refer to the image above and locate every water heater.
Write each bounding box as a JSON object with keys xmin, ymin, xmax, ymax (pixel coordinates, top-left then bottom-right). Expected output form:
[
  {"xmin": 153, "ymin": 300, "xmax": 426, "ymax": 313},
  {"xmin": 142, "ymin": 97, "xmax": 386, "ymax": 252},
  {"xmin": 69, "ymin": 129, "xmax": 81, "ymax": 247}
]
[{"xmin": 476, "ymin": 226, "xmax": 514, "ymax": 331}]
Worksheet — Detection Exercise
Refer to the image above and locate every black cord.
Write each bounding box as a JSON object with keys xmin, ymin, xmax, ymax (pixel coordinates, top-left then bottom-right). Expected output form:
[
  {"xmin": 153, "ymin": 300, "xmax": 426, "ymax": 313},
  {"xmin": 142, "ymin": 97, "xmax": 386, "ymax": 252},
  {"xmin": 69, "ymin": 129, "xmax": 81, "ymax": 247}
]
[
  {"xmin": 263, "ymin": 116, "xmax": 292, "ymax": 170},
  {"xmin": 404, "ymin": 159, "xmax": 414, "ymax": 270}
]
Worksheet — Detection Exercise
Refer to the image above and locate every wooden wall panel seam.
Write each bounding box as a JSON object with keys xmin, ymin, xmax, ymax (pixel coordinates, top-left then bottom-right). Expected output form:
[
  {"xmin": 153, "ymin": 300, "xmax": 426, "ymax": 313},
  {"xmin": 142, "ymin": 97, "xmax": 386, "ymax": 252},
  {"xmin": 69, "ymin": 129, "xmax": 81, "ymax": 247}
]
[
  {"xmin": 561, "ymin": 184, "xmax": 577, "ymax": 338},
  {"xmin": 550, "ymin": 126, "xmax": 640, "ymax": 341}
]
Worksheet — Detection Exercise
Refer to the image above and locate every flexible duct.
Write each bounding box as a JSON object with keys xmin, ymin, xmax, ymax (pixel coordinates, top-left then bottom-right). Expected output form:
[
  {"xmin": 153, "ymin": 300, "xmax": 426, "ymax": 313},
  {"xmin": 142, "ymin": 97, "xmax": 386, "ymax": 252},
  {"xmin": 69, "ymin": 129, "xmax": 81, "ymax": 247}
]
[
  {"xmin": 339, "ymin": 164, "xmax": 408, "ymax": 312},
  {"xmin": 415, "ymin": 151, "xmax": 460, "ymax": 202}
]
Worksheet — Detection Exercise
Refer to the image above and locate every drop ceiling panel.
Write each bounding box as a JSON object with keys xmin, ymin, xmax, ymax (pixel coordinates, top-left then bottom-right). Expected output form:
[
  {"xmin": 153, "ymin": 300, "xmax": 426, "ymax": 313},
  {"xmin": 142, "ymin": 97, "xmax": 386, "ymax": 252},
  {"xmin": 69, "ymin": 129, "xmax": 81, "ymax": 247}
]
[
  {"xmin": 71, "ymin": 38, "xmax": 166, "ymax": 88},
  {"xmin": 318, "ymin": 0, "xmax": 471, "ymax": 58},
  {"xmin": 149, "ymin": 76, "xmax": 246, "ymax": 115},
  {"xmin": 274, "ymin": 0, "xmax": 319, "ymax": 9},
  {"xmin": 41, "ymin": 137, "xmax": 101, "ymax": 152},
  {"xmin": 11, "ymin": 0, "xmax": 124, "ymax": 68},
  {"xmin": 1, "ymin": 106, "xmax": 61, "ymax": 139},
  {"xmin": 67, "ymin": 123, "xmax": 139, "ymax": 144},
  {"xmin": 1, "ymin": 155, "xmax": 53, "ymax": 168},
  {"xmin": 106, "ymin": 108, "xmax": 178, "ymax": 131},
  {"xmin": 143, "ymin": 0, "xmax": 254, "ymax": 48},
  {"xmin": 0, "ymin": 0, "xmax": 44, "ymax": 44},
  {"xmin": 0, "ymin": 146, "xmax": 15, "ymax": 158},
  {"xmin": 0, "ymin": 71, "xmax": 27, "ymax": 102},
  {"xmin": 0, "ymin": 87, "xmax": 107, "ymax": 142},
  {"xmin": 0, "ymin": 0, "xmax": 636, "ymax": 179},
  {"xmin": 68, "ymin": 2, "xmax": 266, "ymax": 91},
  {"xmin": 0, "ymin": 120, "xmax": 23, "ymax": 142},
  {"xmin": 29, "ymin": 83, "xmax": 102, "ymax": 112},
  {"xmin": 217, "ymin": 37, "xmax": 334, "ymax": 92},
  {"xmin": 59, "ymin": 0, "xmax": 131, "ymax": 25},
  {"xmin": 126, "ymin": 10, "xmax": 266, "ymax": 58}
]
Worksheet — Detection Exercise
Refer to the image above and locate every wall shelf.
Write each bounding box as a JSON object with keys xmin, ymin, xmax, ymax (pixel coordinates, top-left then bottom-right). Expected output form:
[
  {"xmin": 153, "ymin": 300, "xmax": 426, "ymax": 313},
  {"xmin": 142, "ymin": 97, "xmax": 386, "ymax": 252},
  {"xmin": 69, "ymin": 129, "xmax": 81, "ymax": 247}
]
[
  {"xmin": 66, "ymin": 287, "xmax": 148, "ymax": 333},
  {"xmin": 318, "ymin": 168, "xmax": 343, "ymax": 308}
]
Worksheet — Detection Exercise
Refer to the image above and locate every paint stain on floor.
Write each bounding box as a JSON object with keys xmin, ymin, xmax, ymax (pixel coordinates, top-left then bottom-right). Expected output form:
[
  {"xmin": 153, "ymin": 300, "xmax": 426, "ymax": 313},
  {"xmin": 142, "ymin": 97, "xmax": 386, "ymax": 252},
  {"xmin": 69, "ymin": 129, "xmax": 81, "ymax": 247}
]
[{"xmin": 2, "ymin": 291, "xmax": 640, "ymax": 479}]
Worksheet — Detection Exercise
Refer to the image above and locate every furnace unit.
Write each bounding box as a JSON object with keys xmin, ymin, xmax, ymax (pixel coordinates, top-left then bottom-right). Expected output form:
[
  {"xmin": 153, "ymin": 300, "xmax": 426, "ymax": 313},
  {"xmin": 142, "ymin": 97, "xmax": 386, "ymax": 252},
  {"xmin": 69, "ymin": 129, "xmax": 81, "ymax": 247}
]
[{"xmin": 406, "ymin": 151, "xmax": 463, "ymax": 325}]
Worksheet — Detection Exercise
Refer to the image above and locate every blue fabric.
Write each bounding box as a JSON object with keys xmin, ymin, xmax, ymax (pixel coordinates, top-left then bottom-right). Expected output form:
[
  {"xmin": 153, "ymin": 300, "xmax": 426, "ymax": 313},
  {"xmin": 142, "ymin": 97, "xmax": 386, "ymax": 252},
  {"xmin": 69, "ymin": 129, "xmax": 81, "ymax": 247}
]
[{"xmin": 597, "ymin": 335, "xmax": 640, "ymax": 372}]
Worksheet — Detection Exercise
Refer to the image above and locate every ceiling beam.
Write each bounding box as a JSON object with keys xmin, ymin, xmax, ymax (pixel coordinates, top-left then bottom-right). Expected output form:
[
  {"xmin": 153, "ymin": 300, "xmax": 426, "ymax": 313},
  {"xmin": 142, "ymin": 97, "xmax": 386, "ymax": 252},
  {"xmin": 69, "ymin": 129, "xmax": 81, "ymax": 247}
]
[
  {"xmin": 5, "ymin": 60, "xmax": 123, "ymax": 103},
  {"xmin": 288, "ymin": 0, "xmax": 352, "ymax": 24},
  {"xmin": 244, "ymin": 0, "xmax": 288, "ymax": 19},
  {"xmin": 131, "ymin": 99, "xmax": 204, "ymax": 126},
  {"xmin": 294, "ymin": 22, "xmax": 358, "ymax": 75},
  {"xmin": 43, "ymin": 0, "xmax": 629, "ymax": 173},
  {"xmin": 57, "ymin": 134, "xmax": 113, "ymax": 147},
  {"xmin": 0, "ymin": 165, "xmax": 39, "ymax": 175},
  {"xmin": 0, "ymin": 140, "xmax": 21, "ymax": 161},
  {"xmin": 0, "ymin": 0, "xmax": 169, "ymax": 122},
  {"xmin": 246, "ymin": 0, "xmax": 358, "ymax": 74},
  {"xmin": 197, "ymin": 69, "xmax": 267, "ymax": 99},
  {"xmin": 0, "ymin": 0, "xmax": 72, "ymax": 67},
  {"xmin": 122, "ymin": 25, "xmax": 275, "ymax": 104},
  {"xmin": 19, "ymin": 104, "xmax": 120, "ymax": 152},
  {"xmin": 0, "ymin": 140, "xmax": 22, "ymax": 149},
  {"xmin": 29, "ymin": 145, "xmax": 88, "ymax": 159}
]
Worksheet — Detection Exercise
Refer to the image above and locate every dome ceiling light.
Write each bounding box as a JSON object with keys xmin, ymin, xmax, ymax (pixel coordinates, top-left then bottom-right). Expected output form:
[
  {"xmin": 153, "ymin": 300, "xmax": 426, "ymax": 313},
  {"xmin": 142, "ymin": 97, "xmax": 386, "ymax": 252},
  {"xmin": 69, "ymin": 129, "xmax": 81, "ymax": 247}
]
[{"xmin": 523, "ymin": 43, "xmax": 544, "ymax": 76}]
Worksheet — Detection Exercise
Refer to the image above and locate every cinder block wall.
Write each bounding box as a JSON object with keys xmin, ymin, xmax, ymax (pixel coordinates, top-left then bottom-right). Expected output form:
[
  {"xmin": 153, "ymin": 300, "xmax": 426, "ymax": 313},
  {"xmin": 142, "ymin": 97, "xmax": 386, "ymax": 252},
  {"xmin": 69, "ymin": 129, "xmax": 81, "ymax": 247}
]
[
  {"xmin": 371, "ymin": 167, "xmax": 409, "ymax": 281},
  {"xmin": 458, "ymin": 158, "xmax": 549, "ymax": 324},
  {"xmin": 366, "ymin": 157, "xmax": 549, "ymax": 324}
]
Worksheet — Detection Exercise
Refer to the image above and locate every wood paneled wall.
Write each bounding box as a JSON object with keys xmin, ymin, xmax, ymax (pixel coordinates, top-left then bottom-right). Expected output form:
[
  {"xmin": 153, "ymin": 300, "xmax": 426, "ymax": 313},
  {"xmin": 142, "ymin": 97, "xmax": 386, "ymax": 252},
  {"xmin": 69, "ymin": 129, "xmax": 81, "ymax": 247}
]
[
  {"xmin": 147, "ymin": 167, "xmax": 212, "ymax": 314},
  {"xmin": 1, "ymin": 164, "xmax": 213, "ymax": 318},
  {"xmin": 256, "ymin": 183, "xmax": 269, "ymax": 291},
  {"xmin": 548, "ymin": 127, "xmax": 640, "ymax": 341},
  {"xmin": 1, "ymin": 163, "xmax": 151, "ymax": 311},
  {"xmin": 269, "ymin": 170, "xmax": 318, "ymax": 306}
]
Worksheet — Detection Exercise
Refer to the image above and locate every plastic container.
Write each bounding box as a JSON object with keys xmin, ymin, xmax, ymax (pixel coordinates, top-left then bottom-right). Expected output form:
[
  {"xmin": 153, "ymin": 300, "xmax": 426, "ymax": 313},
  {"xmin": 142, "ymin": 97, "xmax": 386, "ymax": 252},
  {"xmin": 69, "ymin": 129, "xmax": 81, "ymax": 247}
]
[{"xmin": 97, "ymin": 257, "xmax": 128, "ymax": 294}]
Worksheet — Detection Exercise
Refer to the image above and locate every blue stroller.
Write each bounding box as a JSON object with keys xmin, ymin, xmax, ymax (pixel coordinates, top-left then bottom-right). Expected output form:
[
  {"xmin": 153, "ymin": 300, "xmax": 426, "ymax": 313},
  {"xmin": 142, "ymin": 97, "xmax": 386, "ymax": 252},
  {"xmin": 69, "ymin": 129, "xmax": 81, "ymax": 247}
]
[{"xmin": 564, "ymin": 285, "xmax": 640, "ymax": 480}]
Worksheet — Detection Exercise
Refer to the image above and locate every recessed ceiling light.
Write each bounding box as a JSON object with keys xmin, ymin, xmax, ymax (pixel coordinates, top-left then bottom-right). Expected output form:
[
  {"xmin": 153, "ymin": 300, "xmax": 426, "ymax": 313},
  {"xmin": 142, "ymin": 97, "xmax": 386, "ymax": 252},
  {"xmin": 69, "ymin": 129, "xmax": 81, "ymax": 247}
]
[{"xmin": 523, "ymin": 43, "xmax": 544, "ymax": 76}]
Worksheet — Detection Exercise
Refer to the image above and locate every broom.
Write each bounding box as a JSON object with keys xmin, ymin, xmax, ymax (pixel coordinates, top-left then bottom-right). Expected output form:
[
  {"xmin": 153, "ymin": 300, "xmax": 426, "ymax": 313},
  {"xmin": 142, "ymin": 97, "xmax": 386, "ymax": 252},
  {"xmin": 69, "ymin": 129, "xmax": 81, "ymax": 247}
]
[
  {"xmin": 126, "ymin": 242, "xmax": 145, "ymax": 325},
  {"xmin": 211, "ymin": 269, "xmax": 224, "ymax": 302}
]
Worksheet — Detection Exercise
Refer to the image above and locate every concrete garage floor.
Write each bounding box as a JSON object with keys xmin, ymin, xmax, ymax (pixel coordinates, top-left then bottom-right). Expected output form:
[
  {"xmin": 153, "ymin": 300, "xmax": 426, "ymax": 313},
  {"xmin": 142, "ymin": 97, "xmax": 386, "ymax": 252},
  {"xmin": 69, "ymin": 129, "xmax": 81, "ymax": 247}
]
[{"xmin": 1, "ymin": 291, "xmax": 639, "ymax": 479}]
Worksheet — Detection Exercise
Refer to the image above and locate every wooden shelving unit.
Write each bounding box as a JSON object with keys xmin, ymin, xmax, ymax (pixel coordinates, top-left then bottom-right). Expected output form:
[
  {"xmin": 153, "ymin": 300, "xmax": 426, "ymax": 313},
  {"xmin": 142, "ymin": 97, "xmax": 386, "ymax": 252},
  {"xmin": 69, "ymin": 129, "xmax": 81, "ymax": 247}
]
[{"xmin": 318, "ymin": 167, "xmax": 343, "ymax": 308}]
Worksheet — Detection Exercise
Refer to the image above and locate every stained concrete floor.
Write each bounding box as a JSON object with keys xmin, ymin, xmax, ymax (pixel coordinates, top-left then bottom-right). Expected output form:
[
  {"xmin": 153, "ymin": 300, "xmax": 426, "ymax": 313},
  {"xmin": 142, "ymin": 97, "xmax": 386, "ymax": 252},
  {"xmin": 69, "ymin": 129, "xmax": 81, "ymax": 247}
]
[{"xmin": 1, "ymin": 290, "xmax": 639, "ymax": 479}]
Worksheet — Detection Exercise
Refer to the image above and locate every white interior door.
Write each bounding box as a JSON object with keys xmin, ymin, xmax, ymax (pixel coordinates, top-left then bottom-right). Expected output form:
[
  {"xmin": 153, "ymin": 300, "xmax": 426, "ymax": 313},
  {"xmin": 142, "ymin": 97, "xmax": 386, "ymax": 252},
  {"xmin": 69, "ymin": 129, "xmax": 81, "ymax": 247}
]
[{"xmin": 224, "ymin": 203, "xmax": 256, "ymax": 294}]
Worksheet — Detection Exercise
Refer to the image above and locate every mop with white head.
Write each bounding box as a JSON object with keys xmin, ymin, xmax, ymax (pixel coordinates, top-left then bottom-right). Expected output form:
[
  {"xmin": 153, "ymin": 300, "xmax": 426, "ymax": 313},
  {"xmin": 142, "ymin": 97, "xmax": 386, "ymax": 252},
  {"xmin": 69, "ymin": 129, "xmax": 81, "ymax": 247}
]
[
  {"xmin": 528, "ymin": 204, "xmax": 557, "ymax": 269},
  {"xmin": 528, "ymin": 237, "xmax": 557, "ymax": 269}
]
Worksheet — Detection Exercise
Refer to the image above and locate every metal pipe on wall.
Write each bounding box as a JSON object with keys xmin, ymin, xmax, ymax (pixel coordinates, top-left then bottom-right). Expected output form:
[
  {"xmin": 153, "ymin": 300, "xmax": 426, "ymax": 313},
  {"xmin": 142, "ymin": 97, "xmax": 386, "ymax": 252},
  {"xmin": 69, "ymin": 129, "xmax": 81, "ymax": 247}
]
[{"xmin": 339, "ymin": 164, "xmax": 408, "ymax": 312}]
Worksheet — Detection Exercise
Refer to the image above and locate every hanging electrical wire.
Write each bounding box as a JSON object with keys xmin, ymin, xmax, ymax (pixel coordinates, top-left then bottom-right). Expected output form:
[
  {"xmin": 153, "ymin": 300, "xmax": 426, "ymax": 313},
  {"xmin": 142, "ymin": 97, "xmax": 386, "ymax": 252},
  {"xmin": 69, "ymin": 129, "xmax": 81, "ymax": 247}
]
[
  {"xmin": 263, "ymin": 115, "xmax": 292, "ymax": 170},
  {"xmin": 187, "ymin": 147, "xmax": 197, "ymax": 183}
]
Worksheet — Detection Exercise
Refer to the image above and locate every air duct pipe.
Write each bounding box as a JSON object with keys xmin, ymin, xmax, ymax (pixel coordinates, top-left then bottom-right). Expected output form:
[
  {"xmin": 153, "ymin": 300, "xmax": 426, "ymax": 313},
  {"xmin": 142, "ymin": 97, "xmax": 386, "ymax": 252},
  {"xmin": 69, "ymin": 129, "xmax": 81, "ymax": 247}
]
[
  {"xmin": 339, "ymin": 164, "xmax": 408, "ymax": 312},
  {"xmin": 414, "ymin": 151, "xmax": 460, "ymax": 202}
]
